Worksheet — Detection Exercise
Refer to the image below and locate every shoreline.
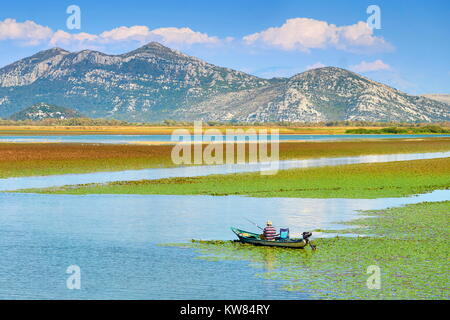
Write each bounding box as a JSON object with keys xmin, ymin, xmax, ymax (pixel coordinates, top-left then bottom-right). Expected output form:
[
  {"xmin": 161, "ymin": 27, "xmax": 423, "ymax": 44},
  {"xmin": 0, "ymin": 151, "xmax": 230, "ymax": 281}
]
[{"xmin": 1, "ymin": 125, "xmax": 449, "ymax": 136}]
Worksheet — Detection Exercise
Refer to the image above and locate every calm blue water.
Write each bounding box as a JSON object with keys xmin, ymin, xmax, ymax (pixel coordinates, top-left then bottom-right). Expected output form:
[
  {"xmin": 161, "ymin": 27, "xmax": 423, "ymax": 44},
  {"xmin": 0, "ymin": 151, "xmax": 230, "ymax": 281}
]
[
  {"xmin": 0, "ymin": 134, "xmax": 449, "ymax": 144},
  {"xmin": 0, "ymin": 190, "xmax": 449, "ymax": 299}
]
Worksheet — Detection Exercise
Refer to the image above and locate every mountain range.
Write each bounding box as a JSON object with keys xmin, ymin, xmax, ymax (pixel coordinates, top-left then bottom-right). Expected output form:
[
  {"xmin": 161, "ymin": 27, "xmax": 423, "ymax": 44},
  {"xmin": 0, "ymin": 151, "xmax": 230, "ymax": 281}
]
[{"xmin": 0, "ymin": 42, "xmax": 448, "ymax": 122}]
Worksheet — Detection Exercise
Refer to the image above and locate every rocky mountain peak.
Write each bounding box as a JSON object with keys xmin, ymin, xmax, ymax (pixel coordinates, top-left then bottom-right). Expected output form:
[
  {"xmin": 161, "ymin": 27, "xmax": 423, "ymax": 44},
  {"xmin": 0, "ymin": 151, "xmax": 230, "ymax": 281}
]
[
  {"xmin": 291, "ymin": 66, "xmax": 363, "ymax": 82},
  {"xmin": 124, "ymin": 41, "xmax": 191, "ymax": 60},
  {"xmin": 48, "ymin": 47, "xmax": 70, "ymax": 54},
  {"xmin": 139, "ymin": 41, "xmax": 171, "ymax": 51}
]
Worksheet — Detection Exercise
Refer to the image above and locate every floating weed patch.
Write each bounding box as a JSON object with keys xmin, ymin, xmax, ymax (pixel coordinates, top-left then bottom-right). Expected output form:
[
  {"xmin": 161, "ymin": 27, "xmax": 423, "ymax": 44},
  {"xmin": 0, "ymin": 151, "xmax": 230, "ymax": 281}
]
[
  {"xmin": 164, "ymin": 201, "xmax": 450, "ymax": 299},
  {"xmin": 31, "ymin": 157, "xmax": 450, "ymax": 199}
]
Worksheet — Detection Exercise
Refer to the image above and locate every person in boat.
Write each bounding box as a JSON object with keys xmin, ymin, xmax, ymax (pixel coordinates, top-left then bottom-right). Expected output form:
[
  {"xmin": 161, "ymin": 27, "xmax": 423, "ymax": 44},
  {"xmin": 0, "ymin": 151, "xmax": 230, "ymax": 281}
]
[{"xmin": 262, "ymin": 220, "xmax": 278, "ymax": 241}]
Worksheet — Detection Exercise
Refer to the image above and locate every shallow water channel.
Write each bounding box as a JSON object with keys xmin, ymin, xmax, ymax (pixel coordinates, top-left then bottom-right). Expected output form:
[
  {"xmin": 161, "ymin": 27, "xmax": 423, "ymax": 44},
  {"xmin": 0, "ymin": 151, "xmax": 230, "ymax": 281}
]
[{"xmin": 1, "ymin": 133, "xmax": 449, "ymax": 144}]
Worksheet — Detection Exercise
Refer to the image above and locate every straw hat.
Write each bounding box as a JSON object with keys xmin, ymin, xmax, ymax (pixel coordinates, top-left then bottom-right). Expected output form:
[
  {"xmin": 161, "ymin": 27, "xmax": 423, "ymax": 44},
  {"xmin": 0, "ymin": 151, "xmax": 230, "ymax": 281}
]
[{"xmin": 266, "ymin": 220, "xmax": 273, "ymax": 226}]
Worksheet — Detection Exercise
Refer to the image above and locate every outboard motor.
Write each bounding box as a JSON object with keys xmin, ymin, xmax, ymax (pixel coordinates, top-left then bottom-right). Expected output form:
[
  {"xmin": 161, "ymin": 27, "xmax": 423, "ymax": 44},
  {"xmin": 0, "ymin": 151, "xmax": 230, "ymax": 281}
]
[
  {"xmin": 302, "ymin": 232, "xmax": 312, "ymax": 240},
  {"xmin": 302, "ymin": 232, "xmax": 316, "ymax": 250}
]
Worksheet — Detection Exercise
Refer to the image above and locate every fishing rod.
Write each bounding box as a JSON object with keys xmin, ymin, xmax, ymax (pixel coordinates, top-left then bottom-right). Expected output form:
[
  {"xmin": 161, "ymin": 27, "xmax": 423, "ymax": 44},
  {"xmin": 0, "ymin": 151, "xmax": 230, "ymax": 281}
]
[{"xmin": 244, "ymin": 218, "xmax": 264, "ymax": 231}]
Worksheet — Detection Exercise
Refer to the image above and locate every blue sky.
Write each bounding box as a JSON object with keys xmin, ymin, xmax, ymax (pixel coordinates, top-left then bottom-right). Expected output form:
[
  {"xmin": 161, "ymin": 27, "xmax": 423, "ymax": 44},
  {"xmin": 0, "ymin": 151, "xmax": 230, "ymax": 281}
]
[{"xmin": 0, "ymin": 0, "xmax": 449, "ymax": 94}]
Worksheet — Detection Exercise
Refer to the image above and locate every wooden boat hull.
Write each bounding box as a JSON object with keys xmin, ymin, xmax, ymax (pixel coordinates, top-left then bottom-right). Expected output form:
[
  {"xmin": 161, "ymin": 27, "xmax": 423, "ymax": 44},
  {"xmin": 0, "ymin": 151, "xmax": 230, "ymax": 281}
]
[{"xmin": 231, "ymin": 227, "xmax": 308, "ymax": 249}]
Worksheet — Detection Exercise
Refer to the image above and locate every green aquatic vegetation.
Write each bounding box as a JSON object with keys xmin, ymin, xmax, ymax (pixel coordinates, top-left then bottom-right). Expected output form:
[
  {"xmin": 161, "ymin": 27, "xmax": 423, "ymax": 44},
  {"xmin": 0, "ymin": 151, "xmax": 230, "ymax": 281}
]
[
  {"xmin": 27, "ymin": 157, "xmax": 450, "ymax": 199},
  {"xmin": 2, "ymin": 138, "xmax": 450, "ymax": 178},
  {"xmin": 333, "ymin": 201, "xmax": 450, "ymax": 239},
  {"xmin": 164, "ymin": 201, "xmax": 450, "ymax": 299}
]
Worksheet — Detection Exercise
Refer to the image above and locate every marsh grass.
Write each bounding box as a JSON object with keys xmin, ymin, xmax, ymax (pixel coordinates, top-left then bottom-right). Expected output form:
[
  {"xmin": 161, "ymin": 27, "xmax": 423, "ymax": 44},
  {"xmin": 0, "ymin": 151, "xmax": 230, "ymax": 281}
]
[
  {"xmin": 35, "ymin": 157, "xmax": 450, "ymax": 199},
  {"xmin": 164, "ymin": 201, "xmax": 450, "ymax": 299}
]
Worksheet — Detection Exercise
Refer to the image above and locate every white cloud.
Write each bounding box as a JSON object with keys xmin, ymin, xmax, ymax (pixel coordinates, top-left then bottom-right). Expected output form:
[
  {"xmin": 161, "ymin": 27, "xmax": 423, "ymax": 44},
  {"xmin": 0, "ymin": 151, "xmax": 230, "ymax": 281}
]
[
  {"xmin": 244, "ymin": 18, "xmax": 338, "ymax": 51},
  {"xmin": 100, "ymin": 26, "xmax": 150, "ymax": 43},
  {"xmin": 338, "ymin": 22, "xmax": 383, "ymax": 48},
  {"xmin": 0, "ymin": 17, "xmax": 392, "ymax": 55},
  {"xmin": 151, "ymin": 27, "xmax": 219, "ymax": 45},
  {"xmin": 350, "ymin": 59, "xmax": 391, "ymax": 72},
  {"xmin": 306, "ymin": 62, "xmax": 326, "ymax": 70},
  {"xmin": 0, "ymin": 18, "xmax": 52, "ymax": 45},
  {"xmin": 50, "ymin": 26, "xmax": 221, "ymax": 48},
  {"xmin": 50, "ymin": 30, "xmax": 99, "ymax": 45},
  {"xmin": 243, "ymin": 18, "xmax": 392, "ymax": 53},
  {"xmin": 96, "ymin": 25, "xmax": 220, "ymax": 45},
  {"xmin": 0, "ymin": 18, "xmax": 222, "ymax": 49}
]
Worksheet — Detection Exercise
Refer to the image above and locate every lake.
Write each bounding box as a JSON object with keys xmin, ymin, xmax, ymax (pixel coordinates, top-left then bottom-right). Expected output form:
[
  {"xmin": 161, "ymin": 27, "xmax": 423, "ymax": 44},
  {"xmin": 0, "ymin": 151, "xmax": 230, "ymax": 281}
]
[{"xmin": 0, "ymin": 150, "xmax": 449, "ymax": 299}]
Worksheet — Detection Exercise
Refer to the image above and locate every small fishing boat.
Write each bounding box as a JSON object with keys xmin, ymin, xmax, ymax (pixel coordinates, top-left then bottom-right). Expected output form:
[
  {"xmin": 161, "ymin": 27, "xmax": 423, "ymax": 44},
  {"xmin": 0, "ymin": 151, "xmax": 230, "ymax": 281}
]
[{"xmin": 231, "ymin": 227, "xmax": 312, "ymax": 249}]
